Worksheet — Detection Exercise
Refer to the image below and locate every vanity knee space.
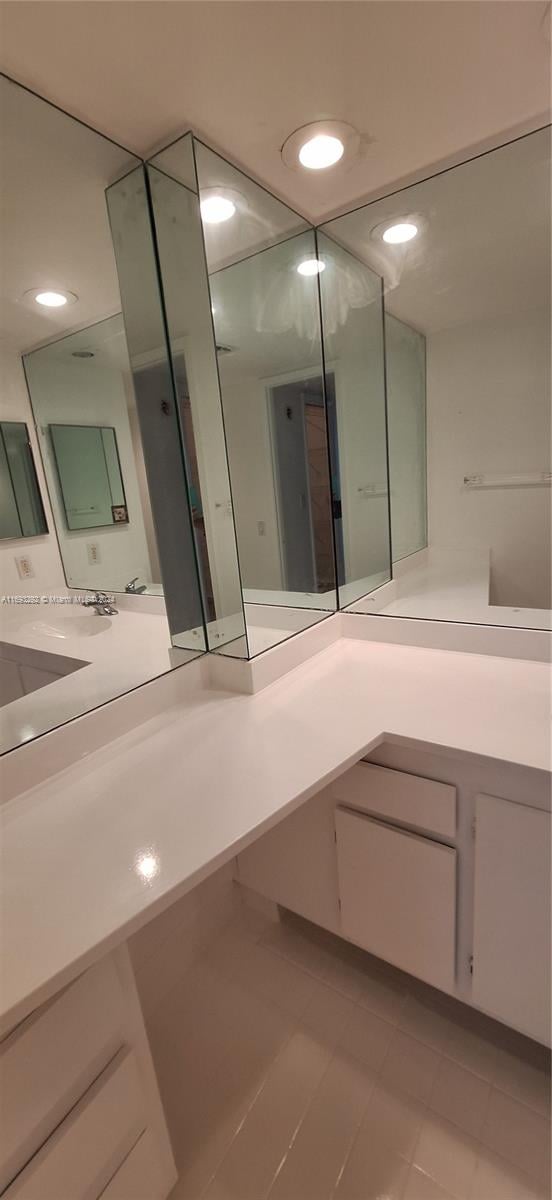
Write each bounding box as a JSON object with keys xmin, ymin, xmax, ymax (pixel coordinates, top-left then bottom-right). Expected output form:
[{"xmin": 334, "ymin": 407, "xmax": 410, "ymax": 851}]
[{"xmin": 235, "ymin": 746, "xmax": 551, "ymax": 1046}]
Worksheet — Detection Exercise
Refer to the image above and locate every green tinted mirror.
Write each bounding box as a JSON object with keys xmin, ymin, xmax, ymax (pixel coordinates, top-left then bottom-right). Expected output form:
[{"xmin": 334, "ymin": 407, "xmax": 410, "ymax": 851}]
[{"xmin": 0, "ymin": 421, "xmax": 48, "ymax": 540}]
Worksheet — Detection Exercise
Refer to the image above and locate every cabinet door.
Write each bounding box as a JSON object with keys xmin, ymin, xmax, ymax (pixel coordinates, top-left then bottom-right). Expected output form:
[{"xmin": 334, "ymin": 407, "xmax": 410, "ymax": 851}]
[
  {"xmin": 335, "ymin": 808, "xmax": 456, "ymax": 991},
  {"xmin": 472, "ymin": 794, "xmax": 551, "ymax": 1045}
]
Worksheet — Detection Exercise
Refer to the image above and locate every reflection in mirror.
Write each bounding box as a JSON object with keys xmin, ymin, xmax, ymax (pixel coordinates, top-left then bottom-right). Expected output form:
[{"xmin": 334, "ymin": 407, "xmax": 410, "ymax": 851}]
[
  {"xmin": 0, "ymin": 422, "xmax": 48, "ymax": 539},
  {"xmin": 24, "ymin": 316, "xmax": 162, "ymax": 592},
  {"xmin": 50, "ymin": 424, "xmax": 127, "ymax": 531},
  {"xmin": 316, "ymin": 233, "xmax": 390, "ymax": 608},
  {"xmin": 0, "ymin": 77, "xmax": 206, "ymax": 756},
  {"xmin": 106, "ymin": 161, "xmax": 210, "ymax": 654},
  {"xmin": 321, "ymin": 127, "xmax": 551, "ymax": 629},
  {"xmin": 147, "ymin": 136, "xmax": 338, "ymax": 657}
]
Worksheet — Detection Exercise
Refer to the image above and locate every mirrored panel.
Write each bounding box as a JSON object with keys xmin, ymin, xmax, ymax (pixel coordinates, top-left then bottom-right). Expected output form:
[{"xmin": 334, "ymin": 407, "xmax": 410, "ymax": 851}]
[
  {"xmin": 144, "ymin": 141, "xmax": 246, "ymax": 654},
  {"xmin": 148, "ymin": 136, "xmax": 337, "ymax": 657},
  {"xmin": 0, "ymin": 422, "xmax": 48, "ymax": 539},
  {"xmin": 321, "ymin": 127, "xmax": 551, "ymax": 629},
  {"xmin": 0, "ymin": 77, "xmax": 205, "ymax": 755}
]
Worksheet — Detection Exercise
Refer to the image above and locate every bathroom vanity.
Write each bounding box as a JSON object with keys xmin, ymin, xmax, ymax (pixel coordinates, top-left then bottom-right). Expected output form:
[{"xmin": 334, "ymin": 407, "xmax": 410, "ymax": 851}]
[
  {"xmin": 0, "ymin": 635, "xmax": 549, "ymax": 1198},
  {"xmin": 236, "ymin": 738, "xmax": 551, "ymax": 1046}
]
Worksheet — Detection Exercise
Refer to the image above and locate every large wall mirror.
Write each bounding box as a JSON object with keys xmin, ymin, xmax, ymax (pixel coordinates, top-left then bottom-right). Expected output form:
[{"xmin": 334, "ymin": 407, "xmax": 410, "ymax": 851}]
[
  {"xmin": 0, "ymin": 76, "xmax": 206, "ymax": 756},
  {"xmin": 321, "ymin": 126, "xmax": 551, "ymax": 630}
]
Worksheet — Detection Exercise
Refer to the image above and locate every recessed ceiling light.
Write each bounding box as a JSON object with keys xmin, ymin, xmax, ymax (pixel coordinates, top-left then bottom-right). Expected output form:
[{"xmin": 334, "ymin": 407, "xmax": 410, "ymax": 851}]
[
  {"xmin": 282, "ymin": 120, "xmax": 361, "ymax": 172},
  {"xmin": 36, "ymin": 291, "xmax": 68, "ymax": 307},
  {"xmin": 297, "ymin": 258, "xmax": 325, "ymax": 277},
  {"xmin": 200, "ymin": 194, "xmax": 236, "ymax": 224},
  {"xmin": 381, "ymin": 221, "xmax": 418, "ymax": 245},
  {"xmin": 22, "ymin": 287, "xmax": 78, "ymax": 309},
  {"xmin": 298, "ymin": 134, "xmax": 344, "ymax": 170}
]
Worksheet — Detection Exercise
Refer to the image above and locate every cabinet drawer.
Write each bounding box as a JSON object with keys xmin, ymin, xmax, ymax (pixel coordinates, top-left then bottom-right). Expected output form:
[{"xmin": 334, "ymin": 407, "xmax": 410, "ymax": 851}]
[
  {"xmin": 5, "ymin": 1048, "xmax": 145, "ymax": 1200},
  {"xmin": 101, "ymin": 1130, "xmax": 168, "ymax": 1200},
  {"xmin": 336, "ymin": 808, "xmax": 456, "ymax": 991},
  {"xmin": 334, "ymin": 762, "xmax": 456, "ymax": 838},
  {"xmin": 0, "ymin": 958, "xmax": 125, "ymax": 1191}
]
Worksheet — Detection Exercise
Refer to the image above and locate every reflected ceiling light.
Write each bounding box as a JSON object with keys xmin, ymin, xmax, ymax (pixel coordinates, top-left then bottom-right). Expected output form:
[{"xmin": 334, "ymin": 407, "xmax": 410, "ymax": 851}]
[
  {"xmin": 299, "ymin": 133, "xmax": 344, "ymax": 170},
  {"xmin": 282, "ymin": 120, "xmax": 360, "ymax": 172},
  {"xmin": 381, "ymin": 221, "xmax": 418, "ymax": 244},
  {"xmin": 297, "ymin": 258, "xmax": 325, "ymax": 277},
  {"xmin": 23, "ymin": 287, "xmax": 78, "ymax": 308},
  {"xmin": 200, "ymin": 194, "xmax": 236, "ymax": 224}
]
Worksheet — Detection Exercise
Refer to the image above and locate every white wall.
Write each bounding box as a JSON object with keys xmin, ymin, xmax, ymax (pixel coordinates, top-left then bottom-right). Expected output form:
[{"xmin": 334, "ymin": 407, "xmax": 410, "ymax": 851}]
[
  {"xmin": 427, "ymin": 308, "xmax": 551, "ymax": 609},
  {"xmin": 24, "ymin": 355, "xmax": 153, "ymax": 593},
  {"xmin": 0, "ymin": 347, "xmax": 65, "ymax": 595}
]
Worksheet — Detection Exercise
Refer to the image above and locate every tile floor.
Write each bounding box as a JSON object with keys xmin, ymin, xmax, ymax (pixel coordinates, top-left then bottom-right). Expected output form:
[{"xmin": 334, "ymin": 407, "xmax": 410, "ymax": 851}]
[{"xmin": 143, "ymin": 893, "xmax": 551, "ymax": 1200}]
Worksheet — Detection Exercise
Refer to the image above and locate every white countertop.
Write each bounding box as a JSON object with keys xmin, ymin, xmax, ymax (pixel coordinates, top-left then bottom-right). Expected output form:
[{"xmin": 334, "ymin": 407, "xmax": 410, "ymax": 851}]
[
  {"xmin": 1, "ymin": 636, "xmax": 550, "ymax": 1034},
  {"xmin": 0, "ymin": 598, "xmax": 199, "ymax": 753}
]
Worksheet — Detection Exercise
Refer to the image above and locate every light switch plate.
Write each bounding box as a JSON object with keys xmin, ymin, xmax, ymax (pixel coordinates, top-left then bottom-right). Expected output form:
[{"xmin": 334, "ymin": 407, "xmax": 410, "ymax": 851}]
[
  {"xmin": 15, "ymin": 555, "xmax": 34, "ymax": 580},
  {"xmin": 87, "ymin": 542, "xmax": 101, "ymax": 565}
]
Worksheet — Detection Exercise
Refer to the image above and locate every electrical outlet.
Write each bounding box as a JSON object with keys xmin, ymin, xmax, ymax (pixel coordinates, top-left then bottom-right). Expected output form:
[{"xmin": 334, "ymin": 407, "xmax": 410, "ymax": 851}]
[
  {"xmin": 87, "ymin": 542, "xmax": 101, "ymax": 565},
  {"xmin": 15, "ymin": 555, "xmax": 34, "ymax": 580},
  {"xmin": 257, "ymin": 521, "xmax": 266, "ymax": 536}
]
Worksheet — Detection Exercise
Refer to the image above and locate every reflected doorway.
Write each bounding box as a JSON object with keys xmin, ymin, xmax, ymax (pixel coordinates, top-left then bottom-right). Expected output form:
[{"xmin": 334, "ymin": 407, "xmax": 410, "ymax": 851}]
[{"xmin": 269, "ymin": 373, "xmax": 343, "ymax": 594}]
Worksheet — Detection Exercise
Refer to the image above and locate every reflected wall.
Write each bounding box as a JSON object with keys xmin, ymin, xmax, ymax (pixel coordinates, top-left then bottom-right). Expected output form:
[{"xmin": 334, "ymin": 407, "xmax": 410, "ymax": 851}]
[{"xmin": 322, "ymin": 126, "xmax": 551, "ymax": 629}]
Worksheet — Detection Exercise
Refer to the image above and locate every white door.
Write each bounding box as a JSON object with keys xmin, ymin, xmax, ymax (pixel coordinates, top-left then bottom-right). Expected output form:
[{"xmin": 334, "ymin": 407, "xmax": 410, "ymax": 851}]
[{"xmin": 472, "ymin": 793, "xmax": 551, "ymax": 1045}]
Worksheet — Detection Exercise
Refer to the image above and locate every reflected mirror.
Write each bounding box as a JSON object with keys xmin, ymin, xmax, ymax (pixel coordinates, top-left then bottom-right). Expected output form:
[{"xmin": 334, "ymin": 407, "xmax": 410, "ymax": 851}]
[
  {"xmin": 50, "ymin": 425, "xmax": 127, "ymax": 531},
  {"xmin": 321, "ymin": 126, "xmax": 551, "ymax": 629},
  {"xmin": 0, "ymin": 421, "xmax": 48, "ymax": 539}
]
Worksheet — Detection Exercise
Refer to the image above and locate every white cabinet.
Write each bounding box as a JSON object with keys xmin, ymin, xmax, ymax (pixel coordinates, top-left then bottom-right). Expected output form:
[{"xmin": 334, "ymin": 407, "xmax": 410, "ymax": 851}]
[
  {"xmin": 100, "ymin": 1129, "xmax": 168, "ymax": 1200},
  {"xmin": 1, "ymin": 947, "xmax": 177, "ymax": 1199},
  {"xmin": 335, "ymin": 808, "xmax": 456, "ymax": 991},
  {"xmin": 472, "ymin": 793, "xmax": 551, "ymax": 1045},
  {"xmin": 0, "ymin": 958, "xmax": 125, "ymax": 1192},
  {"xmin": 5, "ymin": 1049, "xmax": 144, "ymax": 1200}
]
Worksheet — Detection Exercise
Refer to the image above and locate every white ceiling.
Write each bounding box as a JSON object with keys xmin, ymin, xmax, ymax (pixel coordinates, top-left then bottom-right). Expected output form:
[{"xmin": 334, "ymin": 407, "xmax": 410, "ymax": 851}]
[{"xmin": 1, "ymin": 1, "xmax": 550, "ymax": 222}]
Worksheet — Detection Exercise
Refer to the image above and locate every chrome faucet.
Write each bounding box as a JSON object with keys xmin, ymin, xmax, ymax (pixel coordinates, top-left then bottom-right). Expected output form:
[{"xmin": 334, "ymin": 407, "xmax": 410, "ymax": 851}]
[
  {"xmin": 82, "ymin": 591, "xmax": 118, "ymax": 616},
  {"xmin": 125, "ymin": 577, "xmax": 147, "ymax": 594}
]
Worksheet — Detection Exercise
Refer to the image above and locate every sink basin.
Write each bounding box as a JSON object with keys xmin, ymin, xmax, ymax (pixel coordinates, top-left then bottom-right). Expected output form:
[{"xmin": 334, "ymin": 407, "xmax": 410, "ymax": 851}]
[{"xmin": 25, "ymin": 616, "xmax": 111, "ymax": 639}]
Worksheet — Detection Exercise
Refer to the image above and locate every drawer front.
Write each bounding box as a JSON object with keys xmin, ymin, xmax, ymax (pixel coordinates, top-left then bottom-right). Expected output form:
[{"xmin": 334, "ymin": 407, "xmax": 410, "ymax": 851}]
[
  {"xmin": 336, "ymin": 808, "xmax": 456, "ymax": 991},
  {"xmin": 5, "ymin": 1048, "xmax": 145, "ymax": 1200},
  {"xmin": 101, "ymin": 1130, "xmax": 168, "ymax": 1200},
  {"xmin": 0, "ymin": 958, "xmax": 125, "ymax": 1191},
  {"xmin": 333, "ymin": 762, "xmax": 456, "ymax": 839}
]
